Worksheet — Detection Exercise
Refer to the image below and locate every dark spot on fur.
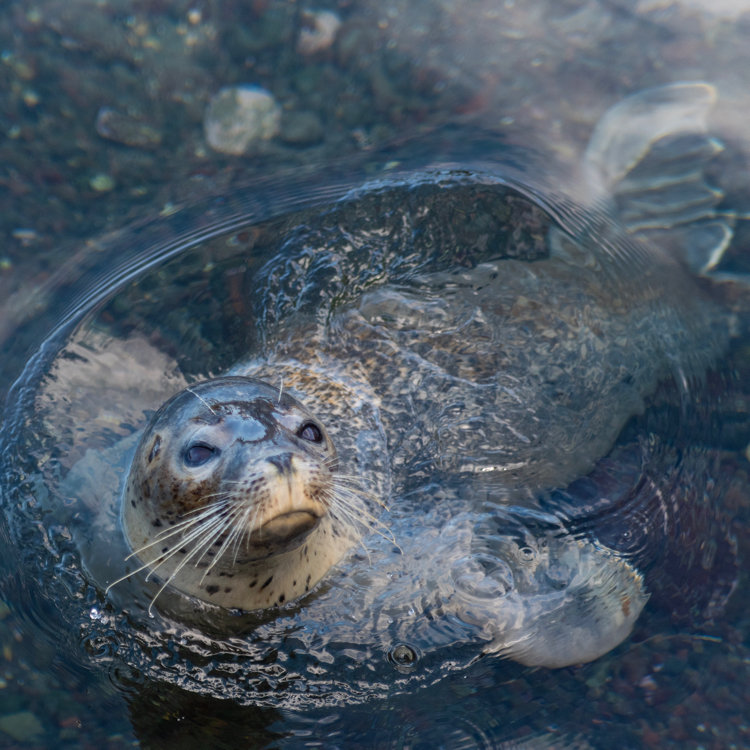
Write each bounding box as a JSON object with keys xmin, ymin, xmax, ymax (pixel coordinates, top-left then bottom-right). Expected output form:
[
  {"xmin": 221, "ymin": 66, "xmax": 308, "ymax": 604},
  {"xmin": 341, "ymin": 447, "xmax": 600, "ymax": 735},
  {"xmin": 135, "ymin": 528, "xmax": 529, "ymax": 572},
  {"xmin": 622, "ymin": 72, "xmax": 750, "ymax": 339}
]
[
  {"xmin": 152, "ymin": 518, "xmax": 162, "ymax": 528},
  {"xmin": 206, "ymin": 585, "xmax": 219, "ymax": 595},
  {"xmin": 292, "ymin": 579, "xmax": 297, "ymax": 587},
  {"xmin": 260, "ymin": 576, "xmax": 273, "ymax": 590},
  {"xmin": 278, "ymin": 594, "xmax": 285, "ymax": 604},
  {"xmin": 179, "ymin": 548, "xmax": 187, "ymax": 554},
  {"xmin": 130, "ymin": 500, "xmax": 137, "ymax": 508},
  {"xmin": 248, "ymin": 579, "xmax": 258, "ymax": 588},
  {"xmin": 161, "ymin": 547, "xmax": 168, "ymax": 554},
  {"xmin": 224, "ymin": 587, "xmax": 232, "ymax": 594}
]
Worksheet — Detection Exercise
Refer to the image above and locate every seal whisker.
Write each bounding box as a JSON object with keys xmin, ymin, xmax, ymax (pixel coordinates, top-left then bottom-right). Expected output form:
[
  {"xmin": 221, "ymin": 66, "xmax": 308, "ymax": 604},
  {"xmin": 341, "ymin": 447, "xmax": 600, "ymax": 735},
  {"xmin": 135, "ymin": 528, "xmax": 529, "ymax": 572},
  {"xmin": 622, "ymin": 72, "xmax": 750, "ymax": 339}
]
[
  {"xmin": 134, "ymin": 498, "xmax": 233, "ymax": 553},
  {"xmin": 185, "ymin": 386, "xmax": 219, "ymax": 417},
  {"xmin": 325, "ymin": 484, "xmax": 398, "ymax": 551},
  {"xmin": 146, "ymin": 514, "xmax": 229, "ymax": 579},
  {"xmin": 323, "ymin": 487, "xmax": 387, "ymax": 564},
  {"xmin": 144, "ymin": 510, "xmax": 245, "ymax": 611},
  {"xmin": 157, "ymin": 500, "xmax": 230, "ymax": 530},
  {"xmin": 147, "ymin": 541, "xmax": 215, "ymax": 615},
  {"xmin": 194, "ymin": 506, "xmax": 248, "ymax": 581},
  {"xmin": 124, "ymin": 514, "xmax": 214, "ymax": 561},
  {"xmin": 211, "ymin": 500, "xmax": 255, "ymax": 572},
  {"xmin": 122, "ymin": 496, "xmax": 236, "ymax": 576},
  {"xmin": 237, "ymin": 500, "xmax": 263, "ymax": 562},
  {"xmin": 321, "ymin": 456, "xmax": 386, "ymax": 506},
  {"xmin": 248, "ymin": 490, "xmax": 273, "ymax": 537},
  {"xmin": 105, "ymin": 556, "xmax": 168, "ymax": 597},
  {"xmin": 328, "ymin": 475, "xmax": 384, "ymax": 508},
  {"xmin": 106, "ymin": 508, "xmax": 231, "ymax": 609},
  {"xmin": 166, "ymin": 510, "xmax": 230, "ymax": 560}
]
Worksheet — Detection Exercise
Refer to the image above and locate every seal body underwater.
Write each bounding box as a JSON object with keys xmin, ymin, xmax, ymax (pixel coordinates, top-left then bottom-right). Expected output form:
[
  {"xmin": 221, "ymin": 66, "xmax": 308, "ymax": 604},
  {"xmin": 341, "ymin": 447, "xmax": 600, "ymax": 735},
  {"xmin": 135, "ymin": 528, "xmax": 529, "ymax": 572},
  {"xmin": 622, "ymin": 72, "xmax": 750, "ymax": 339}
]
[{"xmin": 21, "ymin": 83, "xmax": 740, "ymax": 690}]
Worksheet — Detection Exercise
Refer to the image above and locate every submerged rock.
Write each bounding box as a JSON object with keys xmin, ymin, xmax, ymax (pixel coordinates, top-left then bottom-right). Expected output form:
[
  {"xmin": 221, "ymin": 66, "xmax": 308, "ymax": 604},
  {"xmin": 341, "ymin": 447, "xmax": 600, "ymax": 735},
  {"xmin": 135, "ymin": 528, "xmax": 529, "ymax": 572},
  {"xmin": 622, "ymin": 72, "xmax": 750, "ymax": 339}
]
[
  {"xmin": 279, "ymin": 109, "xmax": 325, "ymax": 145},
  {"xmin": 0, "ymin": 711, "xmax": 45, "ymax": 743},
  {"xmin": 95, "ymin": 107, "xmax": 163, "ymax": 149},
  {"xmin": 297, "ymin": 9, "xmax": 342, "ymax": 55},
  {"xmin": 203, "ymin": 85, "xmax": 281, "ymax": 155}
]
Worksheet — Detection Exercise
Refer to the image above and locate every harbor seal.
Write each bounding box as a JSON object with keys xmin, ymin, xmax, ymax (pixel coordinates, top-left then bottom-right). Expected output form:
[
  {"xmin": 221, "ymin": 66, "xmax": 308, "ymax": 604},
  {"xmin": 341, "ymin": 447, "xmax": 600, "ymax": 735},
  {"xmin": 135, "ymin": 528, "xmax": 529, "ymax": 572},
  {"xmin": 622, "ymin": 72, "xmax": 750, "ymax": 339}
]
[
  {"xmin": 7, "ymin": 84, "xmax": 739, "ymax": 705},
  {"xmin": 101, "ymin": 86, "xmax": 735, "ymax": 666}
]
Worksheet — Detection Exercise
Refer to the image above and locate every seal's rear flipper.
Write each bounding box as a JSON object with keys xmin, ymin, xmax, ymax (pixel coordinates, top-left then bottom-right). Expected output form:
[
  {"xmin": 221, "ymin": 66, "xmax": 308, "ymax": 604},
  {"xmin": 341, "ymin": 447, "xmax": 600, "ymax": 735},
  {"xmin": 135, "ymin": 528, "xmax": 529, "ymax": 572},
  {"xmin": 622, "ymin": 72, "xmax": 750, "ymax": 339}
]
[{"xmin": 583, "ymin": 82, "xmax": 735, "ymax": 277}]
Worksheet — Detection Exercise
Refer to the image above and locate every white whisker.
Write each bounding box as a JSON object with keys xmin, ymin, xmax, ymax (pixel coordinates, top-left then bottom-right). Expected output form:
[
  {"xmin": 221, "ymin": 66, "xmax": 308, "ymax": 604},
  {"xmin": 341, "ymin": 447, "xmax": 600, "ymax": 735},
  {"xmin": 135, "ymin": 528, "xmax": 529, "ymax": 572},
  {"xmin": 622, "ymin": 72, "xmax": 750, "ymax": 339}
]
[
  {"xmin": 185, "ymin": 386, "xmax": 218, "ymax": 417},
  {"xmin": 144, "ymin": 509, "xmax": 240, "ymax": 614},
  {"xmin": 325, "ymin": 479, "xmax": 399, "ymax": 552}
]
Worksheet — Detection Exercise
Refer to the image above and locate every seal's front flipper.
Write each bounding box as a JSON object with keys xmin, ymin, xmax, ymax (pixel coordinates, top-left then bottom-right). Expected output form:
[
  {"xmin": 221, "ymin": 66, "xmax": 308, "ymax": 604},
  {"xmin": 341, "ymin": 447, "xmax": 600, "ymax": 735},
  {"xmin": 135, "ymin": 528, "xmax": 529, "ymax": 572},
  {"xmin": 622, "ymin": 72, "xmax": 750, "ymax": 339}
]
[
  {"xmin": 492, "ymin": 546, "xmax": 646, "ymax": 669},
  {"xmin": 456, "ymin": 509, "xmax": 648, "ymax": 669},
  {"xmin": 583, "ymin": 82, "xmax": 734, "ymax": 277}
]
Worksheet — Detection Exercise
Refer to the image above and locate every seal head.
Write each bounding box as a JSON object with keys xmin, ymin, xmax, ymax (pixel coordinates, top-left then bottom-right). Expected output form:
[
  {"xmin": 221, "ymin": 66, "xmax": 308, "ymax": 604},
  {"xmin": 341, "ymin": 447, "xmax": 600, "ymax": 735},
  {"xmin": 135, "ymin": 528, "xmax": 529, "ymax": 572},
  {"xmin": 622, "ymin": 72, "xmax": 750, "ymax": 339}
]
[{"xmin": 122, "ymin": 376, "xmax": 358, "ymax": 611}]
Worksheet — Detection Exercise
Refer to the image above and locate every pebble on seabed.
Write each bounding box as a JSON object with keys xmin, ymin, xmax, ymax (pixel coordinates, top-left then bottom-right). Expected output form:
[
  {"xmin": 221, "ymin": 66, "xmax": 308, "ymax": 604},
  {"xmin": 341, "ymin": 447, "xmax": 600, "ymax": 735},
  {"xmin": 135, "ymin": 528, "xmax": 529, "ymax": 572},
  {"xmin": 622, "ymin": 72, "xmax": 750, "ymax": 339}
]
[
  {"xmin": 0, "ymin": 711, "xmax": 45, "ymax": 743},
  {"xmin": 203, "ymin": 85, "xmax": 281, "ymax": 155},
  {"xmin": 297, "ymin": 10, "xmax": 342, "ymax": 55}
]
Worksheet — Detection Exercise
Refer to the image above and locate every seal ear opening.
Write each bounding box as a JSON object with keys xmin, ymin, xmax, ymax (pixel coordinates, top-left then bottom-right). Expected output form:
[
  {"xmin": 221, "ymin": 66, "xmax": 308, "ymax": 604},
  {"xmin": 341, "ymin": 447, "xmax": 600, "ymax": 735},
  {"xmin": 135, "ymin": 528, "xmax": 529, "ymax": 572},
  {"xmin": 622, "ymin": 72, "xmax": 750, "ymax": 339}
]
[{"xmin": 147, "ymin": 435, "xmax": 161, "ymax": 464}]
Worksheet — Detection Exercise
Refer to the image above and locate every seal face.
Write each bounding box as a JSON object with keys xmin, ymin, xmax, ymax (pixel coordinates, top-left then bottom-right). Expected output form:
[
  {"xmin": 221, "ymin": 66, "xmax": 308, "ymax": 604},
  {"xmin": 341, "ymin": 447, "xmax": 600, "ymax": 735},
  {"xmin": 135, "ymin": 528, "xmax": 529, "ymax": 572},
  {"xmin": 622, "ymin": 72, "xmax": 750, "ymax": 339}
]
[{"xmin": 122, "ymin": 376, "xmax": 362, "ymax": 611}]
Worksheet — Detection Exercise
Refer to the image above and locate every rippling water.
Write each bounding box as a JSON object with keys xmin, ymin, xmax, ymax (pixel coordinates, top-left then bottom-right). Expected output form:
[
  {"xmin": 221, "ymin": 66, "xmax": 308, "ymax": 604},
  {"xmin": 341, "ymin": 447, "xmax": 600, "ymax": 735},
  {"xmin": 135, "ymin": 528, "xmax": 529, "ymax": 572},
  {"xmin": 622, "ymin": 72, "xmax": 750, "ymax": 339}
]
[{"xmin": 1, "ymin": 2, "xmax": 749, "ymax": 748}]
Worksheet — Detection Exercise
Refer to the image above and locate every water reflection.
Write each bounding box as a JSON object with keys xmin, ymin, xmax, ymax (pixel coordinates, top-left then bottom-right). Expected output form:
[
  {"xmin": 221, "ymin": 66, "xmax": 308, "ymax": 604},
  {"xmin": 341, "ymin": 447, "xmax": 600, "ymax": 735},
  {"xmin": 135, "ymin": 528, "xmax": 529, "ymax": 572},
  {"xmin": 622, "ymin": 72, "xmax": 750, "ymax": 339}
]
[{"xmin": 0, "ymin": 1, "xmax": 749, "ymax": 748}]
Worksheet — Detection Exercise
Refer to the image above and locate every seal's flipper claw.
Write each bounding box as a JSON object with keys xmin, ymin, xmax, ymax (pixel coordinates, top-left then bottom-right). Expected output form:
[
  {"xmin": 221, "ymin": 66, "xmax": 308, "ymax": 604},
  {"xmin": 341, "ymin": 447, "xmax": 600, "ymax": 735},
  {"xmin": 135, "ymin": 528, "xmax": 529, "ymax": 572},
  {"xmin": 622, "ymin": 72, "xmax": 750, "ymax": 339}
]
[{"xmin": 488, "ymin": 545, "xmax": 647, "ymax": 669}]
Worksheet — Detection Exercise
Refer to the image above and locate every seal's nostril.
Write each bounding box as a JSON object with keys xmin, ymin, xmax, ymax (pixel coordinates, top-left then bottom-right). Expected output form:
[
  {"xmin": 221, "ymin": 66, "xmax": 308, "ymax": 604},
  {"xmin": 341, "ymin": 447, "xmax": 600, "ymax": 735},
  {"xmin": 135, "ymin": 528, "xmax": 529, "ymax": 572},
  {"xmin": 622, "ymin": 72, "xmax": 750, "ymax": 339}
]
[{"xmin": 267, "ymin": 453, "xmax": 294, "ymax": 474}]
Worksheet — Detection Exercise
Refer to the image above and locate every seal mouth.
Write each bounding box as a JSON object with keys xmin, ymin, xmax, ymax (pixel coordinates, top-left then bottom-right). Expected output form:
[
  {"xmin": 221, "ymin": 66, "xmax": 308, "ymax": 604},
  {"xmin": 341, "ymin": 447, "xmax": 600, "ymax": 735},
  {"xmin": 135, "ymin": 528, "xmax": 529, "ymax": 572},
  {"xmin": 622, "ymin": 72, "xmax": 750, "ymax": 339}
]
[{"xmin": 255, "ymin": 510, "xmax": 322, "ymax": 544}]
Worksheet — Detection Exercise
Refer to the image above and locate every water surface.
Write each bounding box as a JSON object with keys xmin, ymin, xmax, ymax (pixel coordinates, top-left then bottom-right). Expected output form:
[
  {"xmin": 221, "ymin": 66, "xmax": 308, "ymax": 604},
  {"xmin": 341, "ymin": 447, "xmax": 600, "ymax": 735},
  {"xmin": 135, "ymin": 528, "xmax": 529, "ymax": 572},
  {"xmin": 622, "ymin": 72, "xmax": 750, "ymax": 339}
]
[{"xmin": 0, "ymin": 1, "xmax": 749, "ymax": 748}]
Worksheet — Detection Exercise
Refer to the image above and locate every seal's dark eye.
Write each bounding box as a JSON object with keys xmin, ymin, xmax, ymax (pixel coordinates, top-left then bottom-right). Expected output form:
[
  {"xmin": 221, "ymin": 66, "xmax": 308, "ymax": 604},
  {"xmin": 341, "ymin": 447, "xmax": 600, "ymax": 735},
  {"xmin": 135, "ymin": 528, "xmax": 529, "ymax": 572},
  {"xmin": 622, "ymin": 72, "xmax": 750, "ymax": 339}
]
[
  {"xmin": 297, "ymin": 421, "xmax": 323, "ymax": 443},
  {"xmin": 184, "ymin": 443, "xmax": 217, "ymax": 467}
]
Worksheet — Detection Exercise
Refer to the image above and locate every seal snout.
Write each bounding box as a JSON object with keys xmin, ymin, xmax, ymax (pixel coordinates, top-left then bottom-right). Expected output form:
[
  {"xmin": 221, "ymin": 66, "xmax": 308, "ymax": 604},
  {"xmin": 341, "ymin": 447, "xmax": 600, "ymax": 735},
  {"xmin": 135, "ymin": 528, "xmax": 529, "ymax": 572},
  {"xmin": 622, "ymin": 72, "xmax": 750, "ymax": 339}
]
[{"xmin": 248, "ymin": 451, "xmax": 329, "ymax": 551}]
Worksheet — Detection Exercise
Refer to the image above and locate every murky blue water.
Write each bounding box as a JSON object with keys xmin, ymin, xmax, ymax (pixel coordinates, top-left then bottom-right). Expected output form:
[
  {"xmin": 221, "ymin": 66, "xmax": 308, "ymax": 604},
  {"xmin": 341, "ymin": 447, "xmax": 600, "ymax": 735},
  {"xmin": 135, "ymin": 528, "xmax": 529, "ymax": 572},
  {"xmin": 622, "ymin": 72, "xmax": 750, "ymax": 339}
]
[{"xmin": 0, "ymin": 2, "xmax": 749, "ymax": 748}]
